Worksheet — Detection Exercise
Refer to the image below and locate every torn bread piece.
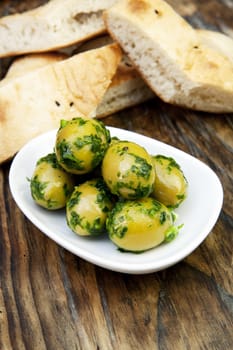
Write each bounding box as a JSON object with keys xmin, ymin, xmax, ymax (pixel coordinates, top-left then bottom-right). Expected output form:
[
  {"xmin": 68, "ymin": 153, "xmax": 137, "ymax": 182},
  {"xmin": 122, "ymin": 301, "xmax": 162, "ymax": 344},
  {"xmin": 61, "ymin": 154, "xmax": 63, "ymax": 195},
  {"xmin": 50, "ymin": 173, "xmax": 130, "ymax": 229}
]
[
  {"xmin": 104, "ymin": 0, "xmax": 233, "ymax": 113},
  {"xmin": 2, "ymin": 36, "xmax": 154, "ymax": 119},
  {"xmin": 76, "ymin": 35, "xmax": 154, "ymax": 117},
  {"xmin": 0, "ymin": 43, "xmax": 122, "ymax": 163},
  {"xmin": 0, "ymin": 0, "xmax": 117, "ymax": 58}
]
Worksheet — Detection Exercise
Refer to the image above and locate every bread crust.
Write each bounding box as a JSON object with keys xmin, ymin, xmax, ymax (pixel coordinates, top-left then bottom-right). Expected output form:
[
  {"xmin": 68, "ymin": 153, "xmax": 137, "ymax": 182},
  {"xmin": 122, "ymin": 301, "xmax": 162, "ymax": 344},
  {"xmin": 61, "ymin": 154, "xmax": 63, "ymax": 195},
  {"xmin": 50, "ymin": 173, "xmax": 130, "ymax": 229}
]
[{"xmin": 0, "ymin": 43, "xmax": 122, "ymax": 163}]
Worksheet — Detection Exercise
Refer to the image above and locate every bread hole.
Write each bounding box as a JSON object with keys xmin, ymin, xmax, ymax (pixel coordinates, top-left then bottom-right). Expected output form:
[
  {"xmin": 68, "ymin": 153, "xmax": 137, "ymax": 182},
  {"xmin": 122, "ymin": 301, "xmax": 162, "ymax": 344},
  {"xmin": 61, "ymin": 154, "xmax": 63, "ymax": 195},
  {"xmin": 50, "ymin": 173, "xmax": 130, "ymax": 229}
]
[
  {"xmin": 52, "ymin": 24, "xmax": 59, "ymax": 33},
  {"xmin": 73, "ymin": 11, "xmax": 102, "ymax": 25},
  {"xmin": 130, "ymin": 42, "xmax": 136, "ymax": 49},
  {"xmin": 154, "ymin": 9, "xmax": 162, "ymax": 16}
]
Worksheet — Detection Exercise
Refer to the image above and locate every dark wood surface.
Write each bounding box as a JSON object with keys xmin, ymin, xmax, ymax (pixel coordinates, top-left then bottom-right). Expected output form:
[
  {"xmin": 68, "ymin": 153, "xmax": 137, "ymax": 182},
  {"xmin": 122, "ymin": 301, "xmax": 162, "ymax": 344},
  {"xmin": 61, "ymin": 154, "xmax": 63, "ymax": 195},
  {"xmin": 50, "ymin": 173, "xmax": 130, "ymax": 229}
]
[{"xmin": 0, "ymin": 1, "xmax": 233, "ymax": 349}]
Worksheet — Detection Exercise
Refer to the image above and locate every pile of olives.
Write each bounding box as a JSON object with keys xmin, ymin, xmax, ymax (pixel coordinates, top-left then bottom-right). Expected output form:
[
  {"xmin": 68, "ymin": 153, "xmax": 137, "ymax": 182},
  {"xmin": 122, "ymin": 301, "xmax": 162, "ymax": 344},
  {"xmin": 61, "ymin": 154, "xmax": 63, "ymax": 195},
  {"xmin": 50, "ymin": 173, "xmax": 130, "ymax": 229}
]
[{"xmin": 30, "ymin": 117, "xmax": 188, "ymax": 253}]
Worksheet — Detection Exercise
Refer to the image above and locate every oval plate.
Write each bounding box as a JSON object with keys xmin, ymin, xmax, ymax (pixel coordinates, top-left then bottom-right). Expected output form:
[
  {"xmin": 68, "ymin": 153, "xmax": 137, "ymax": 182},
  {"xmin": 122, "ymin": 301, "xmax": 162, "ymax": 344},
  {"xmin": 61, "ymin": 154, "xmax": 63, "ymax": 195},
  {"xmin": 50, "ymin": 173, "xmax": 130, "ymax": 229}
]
[{"xmin": 9, "ymin": 127, "xmax": 223, "ymax": 274}]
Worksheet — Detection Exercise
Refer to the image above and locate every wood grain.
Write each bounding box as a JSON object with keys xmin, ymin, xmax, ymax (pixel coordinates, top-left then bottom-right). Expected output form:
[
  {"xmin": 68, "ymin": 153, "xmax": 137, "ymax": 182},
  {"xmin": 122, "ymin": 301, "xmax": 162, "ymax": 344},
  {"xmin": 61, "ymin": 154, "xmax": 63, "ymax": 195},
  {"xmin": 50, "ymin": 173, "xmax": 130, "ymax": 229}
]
[{"xmin": 0, "ymin": 1, "xmax": 232, "ymax": 349}]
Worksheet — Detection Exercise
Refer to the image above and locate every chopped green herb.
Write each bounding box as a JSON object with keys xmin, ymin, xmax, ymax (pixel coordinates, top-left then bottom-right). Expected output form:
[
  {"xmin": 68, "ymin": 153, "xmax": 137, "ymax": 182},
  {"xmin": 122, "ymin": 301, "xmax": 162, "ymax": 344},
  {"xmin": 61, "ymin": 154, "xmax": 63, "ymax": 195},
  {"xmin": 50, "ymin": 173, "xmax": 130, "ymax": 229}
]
[
  {"xmin": 67, "ymin": 190, "xmax": 82, "ymax": 209},
  {"xmin": 56, "ymin": 140, "xmax": 85, "ymax": 171},
  {"xmin": 36, "ymin": 153, "xmax": 60, "ymax": 169},
  {"xmin": 30, "ymin": 175, "xmax": 47, "ymax": 201}
]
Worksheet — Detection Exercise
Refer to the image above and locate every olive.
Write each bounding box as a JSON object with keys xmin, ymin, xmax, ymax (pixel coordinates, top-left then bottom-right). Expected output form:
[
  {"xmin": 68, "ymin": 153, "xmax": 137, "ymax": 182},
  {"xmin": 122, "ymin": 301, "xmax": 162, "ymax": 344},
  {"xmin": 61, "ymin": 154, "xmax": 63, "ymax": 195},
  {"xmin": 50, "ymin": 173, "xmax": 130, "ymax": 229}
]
[
  {"xmin": 101, "ymin": 140, "xmax": 155, "ymax": 199},
  {"xmin": 55, "ymin": 117, "xmax": 110, "ymax": 174},
  {"xmin": 107, "ymin": 197, "xmax": 179, "ymax": 252},
  {"xmin": 30, "ymin": 153, "xmax": 75, "ymax": 210},
  {"xmin": 66, "ymin": 178, "xmax": 113, "ymax": 236},
  {"xmin": 151, "ymin": 155, "xmax": 188, "ymax": 208}
]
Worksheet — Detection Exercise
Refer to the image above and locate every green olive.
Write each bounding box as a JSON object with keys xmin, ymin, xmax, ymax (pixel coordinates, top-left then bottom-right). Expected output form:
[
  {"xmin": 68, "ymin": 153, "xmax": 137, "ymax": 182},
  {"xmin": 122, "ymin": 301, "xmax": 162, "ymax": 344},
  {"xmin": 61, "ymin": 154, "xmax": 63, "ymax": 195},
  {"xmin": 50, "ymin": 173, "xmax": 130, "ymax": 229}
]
[
  {"xmin": 107, "ymin": 197, "xmax": 179, "ymax": 252},
  {"xmin": 55, "ymin": 117, "xmax": 110, "ymax": 174},
  {"xmin": 151, "ymin": 155, "xmax": 188, "ymax": 208},
  {"xmin": 101, "ymin": 140, "xmax": 155, "ymax": 199},
  {"xmin": 30, "ymin": 153, "xmax": 75, "ymax": 210},
  {"xmin": 66, "ymin": 178, "xmax": 113, "ymax": 236}
]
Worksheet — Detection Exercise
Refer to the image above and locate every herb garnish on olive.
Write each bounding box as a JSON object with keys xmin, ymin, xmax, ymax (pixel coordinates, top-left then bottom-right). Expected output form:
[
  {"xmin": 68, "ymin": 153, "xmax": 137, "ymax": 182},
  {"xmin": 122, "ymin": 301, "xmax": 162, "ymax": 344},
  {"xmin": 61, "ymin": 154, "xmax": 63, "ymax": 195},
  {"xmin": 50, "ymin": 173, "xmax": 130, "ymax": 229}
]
[
  {"xmin": 102, "ymin": 140, "xmax": 155, "ymax": 199},
  {"xmin": 106, "ymin": 197, "xmax": 181, "ymax": 252},
  {"xmin": 30, "ymin": 153, "xmax": 75, "ymax": 210},
  {"xmin": 151, "ymin": 155, "xmax": 188, "ymax": 208},
  {"xmin": 29, "ymin": 119, "xmax": 188, "ymax": 252},
  {"xmin": 55, "ymin": 117, "xmax": 110, "ymax": 174},
  {"xmin": 66, "ymin": 178, "xmax": 113, "ymax": 236}
]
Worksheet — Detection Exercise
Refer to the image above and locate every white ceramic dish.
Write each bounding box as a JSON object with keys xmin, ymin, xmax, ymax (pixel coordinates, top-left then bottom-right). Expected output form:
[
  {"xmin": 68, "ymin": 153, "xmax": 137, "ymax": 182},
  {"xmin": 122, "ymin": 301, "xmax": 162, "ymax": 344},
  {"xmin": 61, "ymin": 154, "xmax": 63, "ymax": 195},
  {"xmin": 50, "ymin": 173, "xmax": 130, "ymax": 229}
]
[{"xmin": 9, "ymin": 127, "xmax": 223, "ymax": 274}]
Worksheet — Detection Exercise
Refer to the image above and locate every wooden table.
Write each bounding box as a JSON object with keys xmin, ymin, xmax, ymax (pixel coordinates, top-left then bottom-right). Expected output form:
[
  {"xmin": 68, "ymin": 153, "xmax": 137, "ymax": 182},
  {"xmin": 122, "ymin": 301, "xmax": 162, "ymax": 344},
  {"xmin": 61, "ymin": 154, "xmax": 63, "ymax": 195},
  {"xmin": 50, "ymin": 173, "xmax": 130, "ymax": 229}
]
[{"xmin": 0, "ymin": 1, "xmax": 232, "ymax": 349}]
